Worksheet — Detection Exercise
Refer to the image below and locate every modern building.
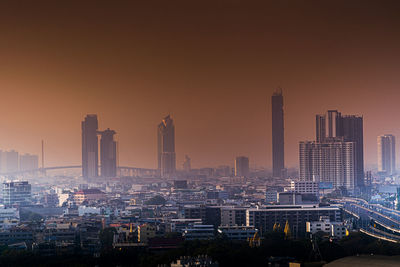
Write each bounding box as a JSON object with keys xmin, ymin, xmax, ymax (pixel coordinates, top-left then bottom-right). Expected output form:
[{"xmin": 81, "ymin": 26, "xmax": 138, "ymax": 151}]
[
  {"xmin": 271, "ymin": 89, "xmax": 284, "ymax": 178},
  {"xmin": 157, "ymin": 115, "xmax": 176, "ymax": 178},
  {"xmin": 377, "ymin": 134, "xmax": 396, "ymax": 175},
  {"xmin": 19, "ymin": 154, "xmax": 39, "ymax": 171},
  {"xmin": 234, "ymin": 156, "xmax": 249, "ymax": 177},
  {"xmin": 246, "ymin": 205, "xmax": 342, "ymax": 237},
  {"xmin": 182, "ymin": 224, "xmax": 214, "ymax": 240},
  {"xmin": 99, "ymin": 128, "xmax": 117, "ymax": 177},
  {"xmin": 217, "ymin": 225, "xmax": 257, "ymax": 241},
  {"xmin": 82, "ymin": 114, "xmax": 99, "ymax": 178},
  {"xmin": 5, "ymin": 150, "xmax": 19, "ymax": 173},
  {"xmin": 299, "ymin": 141, "xmax": 356, "ymax": 191},
  {"xmin": 278, "ymin": 192, "xmax": 303, "ymax": 205},
  {"xmin": 2, "ymin": 181, "xmax": 31, "ymax": 206},
  {"xmin": 290, "ymin": 181, "xmax": 319, "ymax": 196},
  {"xmin": 220, "ymin": 207, "xmax": 247, "ymax": 226},
  {"xmin": 306, "ymin": 216, "xmax": 348, "ymax": 239},
  {"xmin": 315, "ymin": 110, "xmax": 364, "ymax": 187}
]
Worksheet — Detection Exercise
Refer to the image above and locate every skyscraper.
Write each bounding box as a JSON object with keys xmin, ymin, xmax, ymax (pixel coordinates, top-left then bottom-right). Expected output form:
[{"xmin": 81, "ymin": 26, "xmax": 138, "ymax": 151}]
[
  {"xmin": 5, "ymin": 150, "xmax": 19, "ymax": 173},
  {"xmin": 299, "ymin": 141, "xmax": 355, "ymax": 191},
  {"xmin": 235, "ymin": 156, "xmax": 249, "ymax": 177},
  {"xmin": 315, "ymin": 110, "xmax": 364, "ymax": 187},
  {"xmin": 19, "ymin": 154, "xmax": 39, "ymax": 171},
  {"xmin": 99, "ymin": 128, "xmax": 117, "ymax": 178},
  {"xmin": 157, "ymin": 115, "xmax": 176, "ymax": 178},
  {"xmin": 271, "ymin": 89, "xmax": 284, "ymax": 177},
  {"xmin": 377, "ymin": 134, "xmax": 396, "ymax": 175},
  {"xmin": 82, "ymin": 114, "xmax": 99, "ymax": 178}
]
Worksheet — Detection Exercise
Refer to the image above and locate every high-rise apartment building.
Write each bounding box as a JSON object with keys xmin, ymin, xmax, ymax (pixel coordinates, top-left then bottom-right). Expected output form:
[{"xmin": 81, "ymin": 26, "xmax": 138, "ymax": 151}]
[
  {"xmin": 377, "ymin": 134, "xmax": 396, "ymax": 175},
  {"xmin": 315, "ymin": 110, "xmax": 364, "ymax": 187},
  {"xmin": 157, "ymin": 115, "xmax": 176, "ymax": 178},
  {"xmin": 99, "ymin": 128, "xmax": 117, "ymax": 177},
  {"xmin": 2, "ymin": 181, "xmax": 31, "ymax": 206},
  {"xmin": 82, "ymin": 114, "xmax": 99, "ymax": 178},
  {"xmin": 271, "ymin": 89, "xmax": 284, "ymax": 178},
  {"xmin": 235, "ymin": 156, "xmax": 249, "ymax": 177},
  {"xmin": 5, "ymin": 150, "xmax": 19, "ymax": 173},
  {"xmin": 19, "ymin": 154, "xmax": 39, "ymax": 171},
  {"xmin": 299, "ymin": 141, "xmax": 355, "ymax": 191}
]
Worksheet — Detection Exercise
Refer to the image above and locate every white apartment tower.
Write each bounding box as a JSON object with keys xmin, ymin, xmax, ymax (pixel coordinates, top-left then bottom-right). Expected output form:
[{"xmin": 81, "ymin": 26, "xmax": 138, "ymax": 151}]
[{"xmin": 299, "ymin": 141, "xmax": 356, "ymax": 191}]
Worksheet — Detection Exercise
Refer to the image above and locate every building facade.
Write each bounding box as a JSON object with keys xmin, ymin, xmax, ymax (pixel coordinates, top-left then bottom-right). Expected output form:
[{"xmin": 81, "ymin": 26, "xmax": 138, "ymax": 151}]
[
  {"xmin": 299, "ymin": 141, "xmax": 356, "ymax": 191},
  {"xmin": 315, "ymin": 110, "xmax": 364, "ymax": 187},
  {"xmin": 157, "ymin": 115, "xmax": 176, "ymax": 178},
  {"xmin": 99, "ymin": 128, "xmax": 117, "ymax": 177},
  {"xmin": 82, "ymin": 114, "xmax": 99, "ymax": 178},
  {"xmin": 234, "ymin": 156, "xmax": 249, "ymax": 177},
  {"xmin": 2, "ymin": 181, "xmax": 31, "ymax": 206},
  {"xmin": 19, "ymin": 154, "xmax": 39, "ymax": 171},
  {"xmin": 377, "ymin": 134, "xmax": 396, "ymax": 175}
]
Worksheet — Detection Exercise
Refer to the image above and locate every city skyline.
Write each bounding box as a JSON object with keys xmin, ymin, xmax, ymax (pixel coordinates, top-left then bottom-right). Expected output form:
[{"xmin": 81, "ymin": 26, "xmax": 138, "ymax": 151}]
[{"xmin": 0, "ymin": 1, "xmax": 400, "ymax": 169}]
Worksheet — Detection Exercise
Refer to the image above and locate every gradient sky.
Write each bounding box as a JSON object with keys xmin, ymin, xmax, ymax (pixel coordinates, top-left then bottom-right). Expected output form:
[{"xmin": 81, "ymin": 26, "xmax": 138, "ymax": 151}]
[{"xmin": 0, "ymin": 0, "xmax": 399, "ymax": 170}]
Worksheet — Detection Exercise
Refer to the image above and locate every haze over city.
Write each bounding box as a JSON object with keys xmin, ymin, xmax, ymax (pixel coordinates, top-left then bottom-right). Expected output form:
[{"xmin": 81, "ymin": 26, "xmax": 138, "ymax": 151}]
[{"xmin": 0, "ymin": 0, "xmax": 400, "ymax": 169}]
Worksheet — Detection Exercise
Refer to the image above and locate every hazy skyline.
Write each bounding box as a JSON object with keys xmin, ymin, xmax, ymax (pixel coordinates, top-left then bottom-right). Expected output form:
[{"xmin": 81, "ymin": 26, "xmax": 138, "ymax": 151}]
[{"xmin": 0, "ymin": 1, "xmax": 400, "ymax": 169}]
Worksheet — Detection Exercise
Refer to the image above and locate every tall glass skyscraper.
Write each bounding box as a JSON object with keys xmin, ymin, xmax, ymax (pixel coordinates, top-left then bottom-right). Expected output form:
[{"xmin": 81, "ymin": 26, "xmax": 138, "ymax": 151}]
[
  {"xmin": 271, "ymin": 89, "xmax": 284, "ymax": 178},
  {"xmin": 158, "ymin": 115, "xmax": 176, "ymax": 178},
  {"xmin": 82, "ymin": 114, "xmax": 99, "ymax": 178}
]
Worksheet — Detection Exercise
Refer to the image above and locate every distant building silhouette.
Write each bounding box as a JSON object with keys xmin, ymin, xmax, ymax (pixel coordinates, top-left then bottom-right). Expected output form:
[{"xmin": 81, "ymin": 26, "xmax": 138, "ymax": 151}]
[
  {"xmin": 235, "ymin": 156, "xmax": 249, "ymax": 177},
  {"xmin": 99, "ymin": 128, "xmax": 117, "ymax": 178},
  {"xmin": 271, "ymin": 89, "xmax": 284, "ymax": 178},
  {"xmin": 5, "ymin": 150, "xmax": 19, "ymax": 173},
  {"xmin": 19, "ymin": 154, "xmax": 39, "ymax": 171},
  {"xmin": 315, "ymin": 110, "xmax": 364, "ymax": 187},
  {"xmin": 183, "ymin": 155, "xmax": 191, "ymax": 173},
  {"xmin": 157, "ymin": 115, "xmax": 176, "ymax": 178},
  {"xmin": 377, "ymin": 134, "xmax": 396, "ymax": 175},
  {"xmin": 82, "ymin": 114, "xmax": 99, "ymax": 178}
]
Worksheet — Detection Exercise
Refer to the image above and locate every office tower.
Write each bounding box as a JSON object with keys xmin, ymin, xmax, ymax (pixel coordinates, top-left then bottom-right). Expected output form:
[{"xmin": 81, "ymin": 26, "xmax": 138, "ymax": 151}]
[
  {"xmin": 377, "ymin": 134, "xmax": 396, "ymax": 175},
  {"xmin": 235, "ymin": 156, "xmax": 249, "ymax": 177},
  {"xmin": 19, "ymin": 154, "xmax": 39, "ymax": 171},
  {"xmin": 183, "ymin": 155, "xmax": 191, "ymax": 173},
  {"xmin": 315, "ymin": 110, "xmax": 364, "ymax": 187},
  {"xmin": 5, "ymin": 150, "xmax": 19, "ymax": 173},
  {"xmin": 2, "ymin": 181, "xmax": 31, "ymax": 206},
  {"xmin": 299, "ymin": 141, "xmax": 355, "ymax": 191},
  {"xmin": 271, "ymin": 89, "xmax": 284, "ymax": 177},
  {"xmin": 157, "ymin": 115, "xmax": 176, "ymax": 178},
  {"xmin": 82, "ymin": 114, "xmax": 99, "ymax": 178},
  {"xmin": 99, "ymin": 128, "xmax": 117, "ymax": 177}
]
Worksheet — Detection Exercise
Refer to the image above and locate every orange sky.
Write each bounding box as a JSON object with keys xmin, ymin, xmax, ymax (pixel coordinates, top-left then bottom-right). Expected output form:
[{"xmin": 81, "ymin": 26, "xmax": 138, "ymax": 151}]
[{"xmin": 0, "ymin": 0, "xmax": 399, "ymax": 170}]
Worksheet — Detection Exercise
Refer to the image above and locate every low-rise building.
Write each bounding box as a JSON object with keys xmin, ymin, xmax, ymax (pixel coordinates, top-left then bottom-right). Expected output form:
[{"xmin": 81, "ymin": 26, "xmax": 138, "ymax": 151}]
[
  {"xmin": 217, "ymin": 225, "xmax": 257, "ymax": 241},
  {"xmin": 74, "ymin": 189, "xmax": 106, "ymax": 205},
  {"xmin": 138, "ymin": 223, "xmax": 157, "ymax": 243},
  {"xmin": 182, "ymin": 224, "xmax": 214, "ymax": 240}
]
